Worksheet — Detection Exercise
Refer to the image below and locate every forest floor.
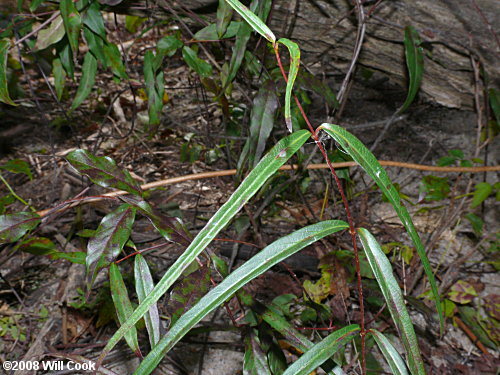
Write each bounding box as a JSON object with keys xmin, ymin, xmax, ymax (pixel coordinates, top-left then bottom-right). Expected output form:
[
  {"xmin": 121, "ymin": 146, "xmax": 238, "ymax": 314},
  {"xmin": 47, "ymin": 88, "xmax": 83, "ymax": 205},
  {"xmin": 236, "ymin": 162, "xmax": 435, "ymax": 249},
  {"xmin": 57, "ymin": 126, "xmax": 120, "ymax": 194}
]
[{"xmin": 0, "ymin": 16, "xmax": 499, "ymax": 375}]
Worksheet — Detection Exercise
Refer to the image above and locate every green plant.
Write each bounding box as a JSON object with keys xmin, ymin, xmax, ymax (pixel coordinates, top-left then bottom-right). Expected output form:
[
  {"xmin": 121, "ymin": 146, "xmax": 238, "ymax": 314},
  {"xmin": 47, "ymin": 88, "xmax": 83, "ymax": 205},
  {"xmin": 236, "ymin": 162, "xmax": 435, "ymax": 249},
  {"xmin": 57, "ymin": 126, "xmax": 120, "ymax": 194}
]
[{"xmin": 0, "ymin": 1, "xmax": 452, "ymax": 374}]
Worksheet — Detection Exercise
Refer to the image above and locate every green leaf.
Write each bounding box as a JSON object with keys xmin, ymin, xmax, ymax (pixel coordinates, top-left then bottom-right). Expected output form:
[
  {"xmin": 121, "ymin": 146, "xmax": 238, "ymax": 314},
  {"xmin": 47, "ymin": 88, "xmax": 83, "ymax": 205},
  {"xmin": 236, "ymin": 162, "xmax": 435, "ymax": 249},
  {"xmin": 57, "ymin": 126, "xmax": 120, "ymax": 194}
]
[
  {"xmin": 34, "ymin": 15, "xmax": 66, "ymax": 51},
  {"xmin": 132, "ymin": 220, "xmax": 348, "ymax": 375},
  {"xmin": 399, "ymin": 26, "xmax": 424, "ymax": 113},
  {"xmin": 489, "ymin": 88, "xmax": 500, "ymax": 126},
  {"xmin": 84, "ymin": 26, "xmax": 106, "ymax": 66},
  {"xmin": 448, "ymin": 280, "xmax": 477, "ymax": 304},
  {"xmin": 86, "ymin": 204, "xmax": 136, "ymax": 292},
  {"xmin": 277, "ymin": 38, "xmax": 300, "ymax": 132},
  {"xmin": 244, "ymin": 331, "xmax": 272, "ymax": 375},
  {"xmin": 358, "ymin": 228, "xmax": 425, "ymax": 375},
  {"xmin": 222, "ymin": 22, "xmax": 251, "ymax": 89},
  {"xmin": 0, "ymin": 159, "xmax": 32, "ymax": 180},
  {"xmin": 216, "ymin": 0, "xmax": 234, "ymax": 38},
  {"xmin": 66, "ymin": 149, "xmax": 143, "ymax": 196},
  {"xmin": 96, "ymin": 130, "xmax": 312, "ymax": 369},
  {"xmin": 471, "ymin": 182, "xmax": 493, "ymax": 208},
  {"xmin": 238, "ymin": 80, "xmax": 278, "ymax": 169},
  {"xmin": 143, "ymin": 50, "xmax": 164, "ymax": 126},
  {"xmin": 370, "ymin": 329, "xmax": 409, "ymax": 375},
  {"xmin": 0, "ymin": 38, "xmax": 16, "ymax": 105},
  {"xmin": 60, "ymin": 0, "xmax": 82, "ymax": 54},
  {"xmin": 182, "ymin": 46, "xmax": 213, "ymax": 79},
  {"xmin": 82, "ymin": 1, "xmax": 106, "ymax": 40},
  {"xmin": 125, "ymin": 15, "xmax": 146, "ymax": 33},
  {"xmin": 109, "ymin": 263, "xmax": 142, "ymax": 357},
  {"xmin": 103, "ymin": 43, "xmax": 128, "ymax": 79},
  {"xmin": 318, "ymin": 123, "xmax": 443, "ymax": 334},
  {"xmin": 156, "ymin": 35, "xmax": 183, "ymax": 60},
  {"xmin": 194, "ymin": 21, "xmax": 241, "ymax": 41},
  {"xmin": 52, "ymin": 57, "xmax": 66, "ymax": 101},
  {"xmin": 0, "ymin": 212, "xmax": 40, "ymax": 244},
  {"xmin": 465, "ymin": 212, "xmax": 483, "ymax": 236},
  {"xmin": 134, "ymin": 254, "xmax": 160, "ymax": 348},
  {"xmin": 57, "ymin": 40, "xmax": 74, "ymax": 79},
  {"xmin": 282, "ymin": 325, "xmax": 359, "ymax": 375},
  {"xmin": 70, "ymin": 51, "xmax": 97, "ymax": 111},
  {"xmin": 19, "ymin": 237, "xmax": 56, "ymax": 255},
  {"xmin": 225, "ymin": 0, "xmax": 276, "ymax": 44}
]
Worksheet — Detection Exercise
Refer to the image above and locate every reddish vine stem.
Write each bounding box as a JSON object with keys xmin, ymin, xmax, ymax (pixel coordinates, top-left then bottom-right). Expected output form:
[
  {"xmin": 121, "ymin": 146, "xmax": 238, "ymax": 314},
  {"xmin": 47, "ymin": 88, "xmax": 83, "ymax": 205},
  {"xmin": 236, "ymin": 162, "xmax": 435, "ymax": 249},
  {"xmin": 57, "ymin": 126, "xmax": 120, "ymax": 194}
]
[{"xmin": 274, "ymin": 45, "xmax": 366, "ymax": 374}]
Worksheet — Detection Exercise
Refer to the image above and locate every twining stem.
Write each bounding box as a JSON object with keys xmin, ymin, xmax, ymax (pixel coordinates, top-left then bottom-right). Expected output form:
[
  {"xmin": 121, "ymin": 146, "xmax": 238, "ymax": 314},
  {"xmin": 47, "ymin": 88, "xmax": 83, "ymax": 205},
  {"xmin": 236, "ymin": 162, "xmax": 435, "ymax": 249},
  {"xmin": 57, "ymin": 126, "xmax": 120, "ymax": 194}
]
[{"xmin": 273, "ymin": 45, "xmax": 367, "ymax": 374}]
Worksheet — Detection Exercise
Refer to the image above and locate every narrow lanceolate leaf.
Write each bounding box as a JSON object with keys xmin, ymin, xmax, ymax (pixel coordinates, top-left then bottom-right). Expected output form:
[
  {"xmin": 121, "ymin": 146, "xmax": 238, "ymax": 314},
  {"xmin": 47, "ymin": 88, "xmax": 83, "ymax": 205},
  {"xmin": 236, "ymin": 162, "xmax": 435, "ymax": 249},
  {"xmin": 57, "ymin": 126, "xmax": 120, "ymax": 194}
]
[
  {"xmin": 82, "ymin": 1, "xmax": 106, "ymax": 40},
  {"xmin": 399, "ymin": 26, "xmax": 424, "ymax": 114},
  {"xmin": 225, "ymin": 0, "xmax": 276, "ymax": 44},
  {"xmin": 244, "ymin": 331, "xmax": 272, "ymax": 375},
  {"xmin": 282, "ymin": 325, "xmax": 359, "ymax": 375},
  {"xmin": 144, "ymin": 50, "xmax": 163, "ymax": 126},
  {"xmin": 66, "ymin": 149, "xmax": 143, "ymax": 196},
  {"xmin": 489, "ymin": 88, "xmax": 500, "ymax": 126},
  {"xmin": 0, "ymin": 212, "xmax": 40, "ymax": 244},
  {"xmin": 318, "ymin": 123, "xmax": 443, "ymax": 333},
  {"xmin": 370, "ymin": 329, "xmax": 409, "ymax": 375},
  {"xmin": 109, "ymin": 263, "xmax": 142, "ymax": 357},
  {"xmin": 70, "ymin": 51, "xmax": 97, "ymax": 111},
  {"xmin": 96, "ymin": 130, "xmax": 312, "ymax": 370},
  {"xmin": 86, "ymin": 204, "xmax": 136, "ymax": 292},
  {"xmin": 103, "ymin": 43, "xmax": 127, "ymax": 79},
  {"xmin": 52, "ymin": 57, "xmax": 66, "ymax": 101},
  {"xmin": 182, "ymin": 46, "xmax": 213, "ymax": 79},
  {"xmin": 0, "ymin": 38, "xmax": 16, "ymax": 106},
  {"xmin": 60, "ymin": 0, "xmax": 81, "ymax": 54},
  {"xmin": 277, "ymin": 38, "xmax": 300, "ymax": 132},
  {"xmin": 217, "ymin": 0, "xmax": 234, "ymax": 38},
  {"xmin": 132, "ymin": 220, "xmax": 349, "ymax": 375},
  {"xmin": 34, "ymin": 15, "xmax": 65, "ymax": 50},
  {"xmin": 84, "ymin": 27, "xmax": 106, "ymax": 66},
  {"xmin": 222, "ymin": 21, "xmax": 251, "ymax": 89},
  {"xmin": 238, "ymin": 80, "xmax": 278, "ymax": 169},
  {"xmin": 134, "ymin": 254, "xmax": 160, "ymax": 348},
  {"xmin": 358, "ymin": 228, "xmax": 424, "ymax": 375}
]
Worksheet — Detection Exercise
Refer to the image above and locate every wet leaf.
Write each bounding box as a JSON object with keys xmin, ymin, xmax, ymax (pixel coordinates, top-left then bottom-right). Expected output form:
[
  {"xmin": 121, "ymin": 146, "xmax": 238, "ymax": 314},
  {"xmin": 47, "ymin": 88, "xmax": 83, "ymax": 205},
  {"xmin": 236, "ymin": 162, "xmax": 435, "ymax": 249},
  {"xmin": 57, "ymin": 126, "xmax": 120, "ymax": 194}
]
[
  {"xmin": 0, "ymin": 38, "xmax": 15, "ymax": 105},
  {"xmin": 70, "ymin": 51, "xmax": 97, "ymax": 111},
  {"xmin": 35, "ymin": 15, "xmax": 65, "ymax": 50},
  {"xmin": 0, "ymin": 212, "xmax": 40, "ymax": 244},
  {"xmin": 448, "ymin": 280, "xmax": 477, "ymax": 304},
  {"xmin": 135, "ymin": 254, "xmax": 161, "ymax": 347},
  {"xmin": 66, "ymin": 149, "xmax": 143, "ymax": 196},
  {"xmin": 86, "ymin": 204, "xmax": 136, "ymax": 292},
  {"xmin": 110, "ymin": 263, "xmax": 142, "ymax": 357}
]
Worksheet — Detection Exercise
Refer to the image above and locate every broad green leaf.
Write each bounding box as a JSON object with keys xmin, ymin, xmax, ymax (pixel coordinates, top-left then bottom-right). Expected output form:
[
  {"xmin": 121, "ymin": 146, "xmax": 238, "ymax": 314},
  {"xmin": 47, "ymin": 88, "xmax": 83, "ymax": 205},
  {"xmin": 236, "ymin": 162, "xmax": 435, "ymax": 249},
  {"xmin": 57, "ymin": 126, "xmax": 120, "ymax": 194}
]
[
  {"xmin": 238, "ymin": 80, "xmax": 278, "ymax": 169},
  {"xmin": 277, "ymin": 38, "xmax": 300, "ymax": 132},
  {"xmin": 83, "ymin": 26, "xmax": 106, "ymax": 66},
  {"xmin": 225, "ymin": 0, "xmax": 276, "ymax": 44},
  {"xmin": 19, "ymin": 237, "xmax": 56, "ymax": 255},
  {"xmin": 57, "ymin": 40, "xmax": 74, "ymax": 79},
  {"xmin": 182, "ymin": 46, "xmax": 213, "ymax": 79},
  {"xmin": 156, "ymin": 35, "xmax": 183, "ymax": 60},
  {"xmin": 96, "ymin": 130, "xmax": 312, "ymax": 369},
  {"xmin": 66, "ymin": 149, "xmax": 143, "ymax": 196},
  {"xmin": 86, "ymin": 204, "xmax": 136, "ymax": 292},
  {"xmin": 0, "ymin": 212, "xmax": 40, "ymax": 244},
  {"xmin": 34, "ymin": 15, "xmax": 65, "ymax": 51},
  {"xmin": 0, "ymin": 159, "xmax": 32, "ymax": 180},
  {"xmin": 244, "ymin": 331, "xmax": 272, "ymax": 375},
  {"xmin": 60, "ymin": 0, "xmax": 81, "ymax": 53},
  {"xmin": 370, "ymin": 329, "xmax": 409, "ymax": 375},
  {"xmin": 82, "ymin": 1, "xmax": 106, "ymax": 40},
  {"xmin": 134, "ymin": 254, "xmax": 160, "ymax": 347},
  {"xmin": 471, "ymin": 182, "xmax": 493, "ymax": 208},
  {"xmin": 70, "ymin": 51, "xmax": 97, "ymax": 111},
  {"xmin": 0, "ymin": 38, "xmax": 15, "ymax": 105},
  {"xmin": 131, "ymin": 220, "xmax": 348, "ymax": 375},
  {"xmin": 194, "ymin": 21, "xmax": 241, "ymax": 41},
  {"xmin": 103, "ymin": 43, "xmax": 127, "ymax": 79},
  {"xmin": 52, "ymin": 57, "xmax": 66, "ymax": 101},
  {"xmin": 358, "ymin": 228, "xmax": 425, "ymax": 375},
  {"xmin": 60, "ymin": 0, "xmax": 81, "ymax": 54},
  {"xmin": 282, "ymin": 325, "xmax": 359, "ymax": 375},
  {"xmin": 109, "ymin": 263, "xmax": 142, "ymax": 356},
  {"xmin": 399, "ymin": 26, "xmax": 424, "ymax": 113},
  {"xmin": 216, "ymin": 0, "xmax": 234, "ymax": 38},
  {"xmin": 125, "ymin": 15, "xmax": 146, "ymax": 33},
  {"xmin": 318, "ymin": 123, "xmax": 443, "ymax": 333}
]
